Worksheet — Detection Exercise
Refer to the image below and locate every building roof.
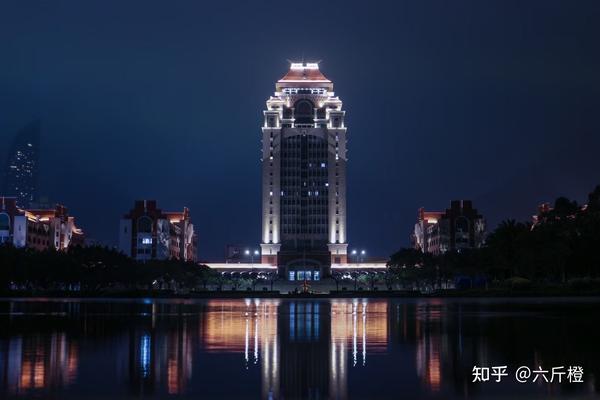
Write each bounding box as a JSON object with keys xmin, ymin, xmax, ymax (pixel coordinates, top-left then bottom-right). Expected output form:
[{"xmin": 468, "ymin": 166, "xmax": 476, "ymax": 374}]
[
  {"xmin": 418, "ymin": 207, "xmax": 444, "ymax": 224},
  {"xmin": 276, "ymin": 62, "xmax": 333, "ymax": 90}
]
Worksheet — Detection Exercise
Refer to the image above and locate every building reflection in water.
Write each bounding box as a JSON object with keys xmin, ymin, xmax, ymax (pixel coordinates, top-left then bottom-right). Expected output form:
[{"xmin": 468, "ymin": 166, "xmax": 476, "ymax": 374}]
[
  {"xmin": 1, "ymin": 332, "xmax": 78, "ymax": 396},
  {"xmin": 202, "ymin": 299, "xmax": 280, "ymax": 398},
  {"xmin": 2, "ymin": 299, "xmax": 599, "ymax": 398},
  {"xmin": 0, "ymin": 299, "xmax": 392, "ymax": 399},
  {"xmin": 128, "ymin": 303, "xmax": 194, "ymax": 396},
  {"xmin": 199, "ymin": 299, "xmax": 389, "ymax": 399}
]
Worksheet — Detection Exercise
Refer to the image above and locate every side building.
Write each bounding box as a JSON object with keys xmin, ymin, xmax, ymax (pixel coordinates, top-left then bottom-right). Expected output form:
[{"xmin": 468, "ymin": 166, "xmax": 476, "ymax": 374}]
[
  {"xmin": 412, "ymin": 200, "xmax": 485, "ymax": 256},
  {"xmin": 0, "ymin": 196, "xmax": 84, "ymax": 250},
  {"xmin": 118, "ymin": 200, "xmax": 197, "ymax": 262}
]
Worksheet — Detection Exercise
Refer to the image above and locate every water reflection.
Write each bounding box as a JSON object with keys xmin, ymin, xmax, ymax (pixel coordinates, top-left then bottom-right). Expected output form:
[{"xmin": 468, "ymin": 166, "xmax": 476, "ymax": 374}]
[
  {"xmin": 2, "ymin": 333, "xmax": 78, "ymax": 395},
  {"xmin": 1, "ymin": 298, "xmax": 599, "ymax": 399}
]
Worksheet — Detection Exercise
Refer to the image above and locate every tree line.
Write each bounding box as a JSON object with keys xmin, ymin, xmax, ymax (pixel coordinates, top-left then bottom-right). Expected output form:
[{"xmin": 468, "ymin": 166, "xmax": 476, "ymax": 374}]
[
  {"xmin": 387, "ymin": 185, "xmax": 600, "ymax": 290},
  {"xmin": 0, "ymin": 244, "xmax": 278, "ymax": 293}
]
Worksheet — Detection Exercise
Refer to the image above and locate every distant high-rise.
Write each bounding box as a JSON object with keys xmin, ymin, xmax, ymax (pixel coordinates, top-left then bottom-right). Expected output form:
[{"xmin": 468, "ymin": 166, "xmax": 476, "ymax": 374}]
[
  {"xmin": 261, "ymin": 62, "xmax": 348, "ymax": 281},
  {"xmin": 2, "ymin": 120, "xmax": 41, "ymax": 208}
]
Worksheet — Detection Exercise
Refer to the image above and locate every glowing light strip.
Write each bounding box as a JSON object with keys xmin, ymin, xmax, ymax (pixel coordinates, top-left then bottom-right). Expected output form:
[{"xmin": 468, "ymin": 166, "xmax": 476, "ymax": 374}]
[
  {"xmin": 206, "ymin": 263, "xmax": 278, "ymax": 270},
  {"xmin": 277, "ymin": 79, "xmax": 330, "ymax": 83},
  {"xmin": 331, "ymin": 263, "xmax": 387, "ymax": 269},
  {"xmin": 290, "ymin": 63, "xmax": 319, "ymax": 70}
]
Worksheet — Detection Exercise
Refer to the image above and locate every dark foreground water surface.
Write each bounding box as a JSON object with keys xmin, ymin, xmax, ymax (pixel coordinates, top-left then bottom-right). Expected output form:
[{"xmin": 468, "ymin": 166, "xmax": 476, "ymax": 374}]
[{"xmin": 1, "ymin": 298, "xmax": 599, "ymax": 399}]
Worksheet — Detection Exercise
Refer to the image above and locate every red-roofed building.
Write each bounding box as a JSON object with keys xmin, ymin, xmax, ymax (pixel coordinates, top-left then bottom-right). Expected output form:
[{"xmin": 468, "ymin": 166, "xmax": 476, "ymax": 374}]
[
  {"xmin": 412, "ymin": 201, "xmax": 486, "ymax": 255},
  {"xmin": 276, "ymin": 63, "xmax": 333, "ymax": 91},
  {"xmin": 118, "ymin": 200, "xmax": 197, "ymax": 262},
  {"xmin": 0, "ymin": 196, "xmax": 84, "ymax": 250}
]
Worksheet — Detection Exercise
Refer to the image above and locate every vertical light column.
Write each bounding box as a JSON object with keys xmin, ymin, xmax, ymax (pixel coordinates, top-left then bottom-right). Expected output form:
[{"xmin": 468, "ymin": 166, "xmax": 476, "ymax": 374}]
[
  {"xmin": 327, "ymin": 108, "xmax": 348, "ymax": 263},
  {"xmin": 261, "ymin": 108, "xmax": 282, "ymax": 264}
]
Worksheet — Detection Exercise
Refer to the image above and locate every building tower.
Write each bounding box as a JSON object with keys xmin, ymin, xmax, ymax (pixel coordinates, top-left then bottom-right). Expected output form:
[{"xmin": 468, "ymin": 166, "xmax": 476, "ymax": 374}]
[
  {"xmin": 2, "ymin": 120, "xmax": 41, "ymax": 208},
  {"xmin": 261, "ymin": 62, "xmax": 348, "ymax": 281}
]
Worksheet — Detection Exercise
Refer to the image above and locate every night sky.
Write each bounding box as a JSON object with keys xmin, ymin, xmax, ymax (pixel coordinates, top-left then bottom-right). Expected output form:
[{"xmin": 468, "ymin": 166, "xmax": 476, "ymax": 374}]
[{"xmin": 1, "ymin": 1, "xmax": 599, "ymax": 261}]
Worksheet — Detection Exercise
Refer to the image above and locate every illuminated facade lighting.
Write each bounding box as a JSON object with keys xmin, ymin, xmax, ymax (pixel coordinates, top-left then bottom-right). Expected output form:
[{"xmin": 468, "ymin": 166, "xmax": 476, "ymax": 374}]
[
  {"xmin": 261, "ymin": 61, "xmax": 348, "ymax": 280},
  {"xmin": 0, "ymin": 196, "xmax": 85, "ymax": 250}
]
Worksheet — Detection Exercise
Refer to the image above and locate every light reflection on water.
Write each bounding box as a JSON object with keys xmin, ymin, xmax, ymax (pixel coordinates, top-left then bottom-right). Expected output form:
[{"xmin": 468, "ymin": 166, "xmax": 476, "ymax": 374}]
[{"xmin": 0, "ymin": 298, "xmax": 599, "ymax": 399}]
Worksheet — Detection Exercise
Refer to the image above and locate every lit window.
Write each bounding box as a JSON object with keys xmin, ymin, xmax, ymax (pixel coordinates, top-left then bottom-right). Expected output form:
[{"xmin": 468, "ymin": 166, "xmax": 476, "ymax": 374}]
[
  {"xmin": 297, "ymin": 271, "xmax": 305, "ymax": 280},
  {"xmin": 314, "ymin": 271, "xmax": 320, "ymax": 281},
  {"xmin": 289, "ymin": 271, "xmax": 295, "ymax": 281},
  {"xmin": 321, "ymin": 162, "xmax": 326, "ymax": 168},
  {"xmin": 141, "ymin": 238, "xmax": 152, "ymax": 245}
]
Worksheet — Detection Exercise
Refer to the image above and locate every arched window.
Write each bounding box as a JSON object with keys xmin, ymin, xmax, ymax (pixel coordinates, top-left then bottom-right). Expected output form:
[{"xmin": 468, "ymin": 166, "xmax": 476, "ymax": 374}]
[
  {"xmin": 137, "ymin": 216, "xmax": 153, "ymax": 233},
  {"xmin": 0, "ymin": 213, "xmax": 9, "ymax": 231},
  {"xmin": 294, "ymin": 99, "xmax": 314, "ymax": 124},
  {"xmin": 455, "ymin": 216, "xmax": 470, "ymax": 233}
]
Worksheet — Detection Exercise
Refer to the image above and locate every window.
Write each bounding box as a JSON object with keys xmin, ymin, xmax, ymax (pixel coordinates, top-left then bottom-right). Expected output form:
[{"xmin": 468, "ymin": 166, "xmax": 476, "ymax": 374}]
[
  {"xmin": 141, "ymin": 237, "xmax": 152, "ymax": 245},
  {"xmin": 314, "ymin": 271, "xmax": 320, "ymax": 281},
  {"xmin": 294, "ymin": 99, "xmax": 314, "ymax": 124},
  {"xmin": 297, "ymin": 271, "xmax": 305, "ymax": 280},
  {"xmin": 305, "ymin": 271, "xmax": 312, "ymax": 281},
  {"xmin": 137, "ymin": 216, "xmax": 153, "ymax": 233},
  {"xmin": 289, "ymin": 271, "xmax": 296, "ymax": 281},
  {"xmin": 0, "ymin": 213, "xmax": 9, "ymax": 231}
]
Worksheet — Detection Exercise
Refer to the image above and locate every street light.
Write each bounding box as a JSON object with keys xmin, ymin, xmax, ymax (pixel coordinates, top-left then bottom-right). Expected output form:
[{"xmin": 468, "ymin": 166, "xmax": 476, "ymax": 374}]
[
  {"xmin": 246, "ymin": 249, "xmax": 260, "ymax": 269},
  {"xmin": 351, "ymin": 249, "xmax": 357, "ymax": 264},
  {"xmin": 360, "ymin": 249, "xmax": 366, "ymax": 263}
]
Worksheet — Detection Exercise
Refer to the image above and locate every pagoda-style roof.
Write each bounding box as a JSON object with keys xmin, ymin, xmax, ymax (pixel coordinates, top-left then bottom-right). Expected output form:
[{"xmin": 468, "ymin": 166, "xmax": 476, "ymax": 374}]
[{"xmin": 276, "ymin": 62, "xmax": 333, "ymax": 91}]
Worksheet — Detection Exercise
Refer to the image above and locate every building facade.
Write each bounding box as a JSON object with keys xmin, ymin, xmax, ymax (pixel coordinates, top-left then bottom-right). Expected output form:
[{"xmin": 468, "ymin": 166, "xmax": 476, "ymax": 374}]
[
  {"xmin": 119, "ymin": 200, "xmax": 197, "ymax": 262},
  {"xmin": 260, "ymin": 62, "xmax": 348, "ymax": 281},
  {"xmin": 2, "ymin": 120, "xmax": 41, "ymax": 208},
  {"xmin": 0, "ymin": 196, "xmax": 84, "ymax": 250},
  {"xmin": 412, "ymin": 200, "xmax": 485, "ymax": 256}
]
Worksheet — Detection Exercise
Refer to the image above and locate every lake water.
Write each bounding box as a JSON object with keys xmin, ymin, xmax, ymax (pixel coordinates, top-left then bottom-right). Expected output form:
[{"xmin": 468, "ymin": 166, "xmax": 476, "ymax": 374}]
[{"xmin": 0, "ymin": 297, "xmax": 599, "ymax": 399}]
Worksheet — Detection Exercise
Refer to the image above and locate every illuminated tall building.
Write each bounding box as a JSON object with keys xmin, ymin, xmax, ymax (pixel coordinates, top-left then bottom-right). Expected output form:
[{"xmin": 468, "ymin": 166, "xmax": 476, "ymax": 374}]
[
  {"xmin": 1, "ymin": 120, "xmax": 41, "ymax": 208},
  {"xmin": 260, "ymin": 62, "xmax": 348, "ymax": 281}
]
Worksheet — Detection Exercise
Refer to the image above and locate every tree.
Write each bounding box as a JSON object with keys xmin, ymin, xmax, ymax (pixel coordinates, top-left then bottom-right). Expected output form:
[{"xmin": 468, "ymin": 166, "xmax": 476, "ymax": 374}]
[
  {"xmin": 331, "ymin": 271, "xmax": 344, "ymax": 291},
  {"xmin": 262, "ymin": 271, "xmax": 278, "ymax": 291},
  {"xmin": 485, "ymin": 219, "xmax": 530, "ymax": 279},
  {"xmin": 364, "ymin": 272, "xmax": 381, "ymax": 290}
]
